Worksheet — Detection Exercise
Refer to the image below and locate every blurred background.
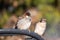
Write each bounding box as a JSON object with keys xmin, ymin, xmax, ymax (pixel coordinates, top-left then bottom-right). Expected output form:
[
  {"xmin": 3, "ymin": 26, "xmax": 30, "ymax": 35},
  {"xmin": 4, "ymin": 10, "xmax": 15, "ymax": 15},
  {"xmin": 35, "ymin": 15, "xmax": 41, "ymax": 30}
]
[{"xmin": 0, "ymin": 0, "xmax": 60, "ymax": 40}]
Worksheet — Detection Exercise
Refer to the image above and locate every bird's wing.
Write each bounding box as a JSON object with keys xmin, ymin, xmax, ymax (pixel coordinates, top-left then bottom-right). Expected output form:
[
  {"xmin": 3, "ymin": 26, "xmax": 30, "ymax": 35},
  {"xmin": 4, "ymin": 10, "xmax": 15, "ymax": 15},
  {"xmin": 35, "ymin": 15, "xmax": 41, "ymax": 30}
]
[{"xmin": 18, "ymin": 17, "xmax": 24, "ymax": 20}]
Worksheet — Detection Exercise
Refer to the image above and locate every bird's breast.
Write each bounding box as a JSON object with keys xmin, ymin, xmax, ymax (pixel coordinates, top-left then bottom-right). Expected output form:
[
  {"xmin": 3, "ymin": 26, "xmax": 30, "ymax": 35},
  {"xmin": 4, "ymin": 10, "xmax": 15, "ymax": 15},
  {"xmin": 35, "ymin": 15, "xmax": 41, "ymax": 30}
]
[{"xmin": 17, "ymin": 18, "xmax": 31, "ymax": 30}]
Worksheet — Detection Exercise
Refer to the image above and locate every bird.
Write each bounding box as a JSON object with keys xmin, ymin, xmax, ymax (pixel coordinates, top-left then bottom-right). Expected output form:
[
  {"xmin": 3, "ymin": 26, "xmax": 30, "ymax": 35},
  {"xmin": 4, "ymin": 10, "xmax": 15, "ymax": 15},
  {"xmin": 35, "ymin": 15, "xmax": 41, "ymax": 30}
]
[
  {"xmin": 34, "ymin": 18, "xmax": 46, "ymax": 36},
  {"xmin": 14, "ymin": 12, "xmax": 32, "ymax": 30}
]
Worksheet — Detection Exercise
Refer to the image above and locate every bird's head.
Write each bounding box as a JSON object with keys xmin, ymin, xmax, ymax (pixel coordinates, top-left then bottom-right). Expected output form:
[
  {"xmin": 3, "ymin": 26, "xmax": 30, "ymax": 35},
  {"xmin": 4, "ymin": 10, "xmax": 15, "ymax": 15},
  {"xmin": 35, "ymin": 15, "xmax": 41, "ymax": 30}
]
[
  {"xmin": 25, "ymin": 12, "xmax": 31, "ymax": 18},
  {"xmin": 40, "ymin": 18, "xmax": 46, "ymax": 22},
  {"xmin": 24, "ymin": 12, "xmax": 31, "ymax": 21}
]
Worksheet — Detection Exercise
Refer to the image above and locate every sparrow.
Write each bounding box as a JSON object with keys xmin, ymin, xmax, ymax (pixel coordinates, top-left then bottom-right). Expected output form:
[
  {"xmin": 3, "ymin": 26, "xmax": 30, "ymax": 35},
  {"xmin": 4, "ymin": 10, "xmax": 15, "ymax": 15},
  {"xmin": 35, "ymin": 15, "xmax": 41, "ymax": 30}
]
[
  {"xmin": 34, "ymin": 18, "xmax": 46, "ymax": 36},
  {"xmin": 15, "ymin": 12, "xmax": 32, "ymax": 30}
]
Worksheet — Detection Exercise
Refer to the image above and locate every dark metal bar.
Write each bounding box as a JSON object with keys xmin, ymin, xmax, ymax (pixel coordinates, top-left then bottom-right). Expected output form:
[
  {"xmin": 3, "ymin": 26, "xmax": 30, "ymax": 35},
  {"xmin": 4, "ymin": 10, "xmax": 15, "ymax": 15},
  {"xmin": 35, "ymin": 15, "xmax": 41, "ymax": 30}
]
[{"xmin": 0, "ymin": 29, "xmax": 44, "ymax": 40}]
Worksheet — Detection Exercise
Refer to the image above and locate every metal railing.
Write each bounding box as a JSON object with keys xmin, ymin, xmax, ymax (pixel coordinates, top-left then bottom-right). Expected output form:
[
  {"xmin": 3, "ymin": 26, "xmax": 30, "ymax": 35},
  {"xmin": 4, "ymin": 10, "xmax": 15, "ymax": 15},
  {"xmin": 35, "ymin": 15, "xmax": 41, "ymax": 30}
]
[{"xmin": 0, "ymin": 29, "xmax": 44, "ymax": 40}]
